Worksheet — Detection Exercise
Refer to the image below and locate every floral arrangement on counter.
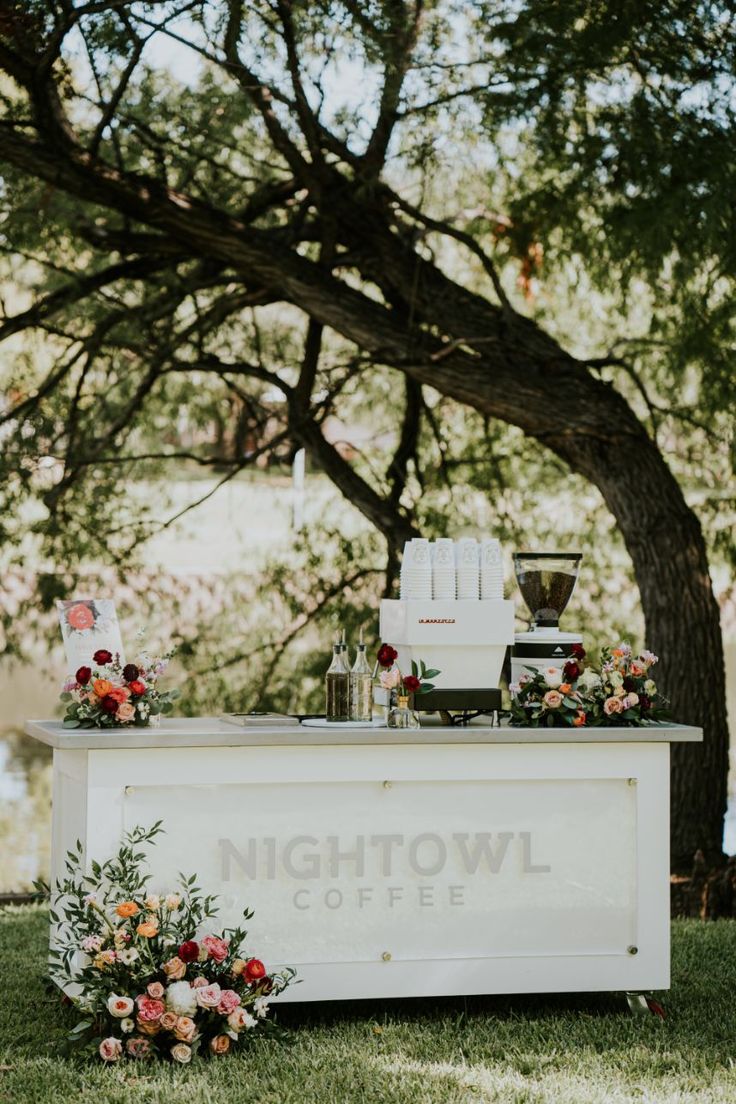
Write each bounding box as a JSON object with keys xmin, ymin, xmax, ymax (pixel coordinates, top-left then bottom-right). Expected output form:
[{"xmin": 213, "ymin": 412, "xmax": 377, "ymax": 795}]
[
  {"xmin": 44, "ymin": 823, "xmax": 295, "ymax": 1063},
  {"xmin": 509, "ymin": 643, "xmax": 670, "ymax": 727},
  {"xmin": 376, "ymin": 643, "xmax": 440, "ymax": 697},
  {"xmin": 60, "ymin": 648, "xmax": 180, "ymax": 728}
]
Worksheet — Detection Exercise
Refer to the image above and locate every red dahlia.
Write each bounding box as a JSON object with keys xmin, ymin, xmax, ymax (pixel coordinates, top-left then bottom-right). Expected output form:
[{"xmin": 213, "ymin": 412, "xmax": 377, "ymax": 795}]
[
  {"xmin": 178, "ymin": 940, "xmax": 199, "ymax": 963},
  {"xmin": 75, "ymin": 666, "xmax": 92, "ymax": 685},
  {"xmin": 123, "ymin": 663, "xmax": 140, "ymax": 682},
  {"xmin": 100, "ymin": 694, "xmax": 119, "ymax": 714},
  {"xmin": 93, "ymin": 649, "xmax": 113, "ymax": 665}
]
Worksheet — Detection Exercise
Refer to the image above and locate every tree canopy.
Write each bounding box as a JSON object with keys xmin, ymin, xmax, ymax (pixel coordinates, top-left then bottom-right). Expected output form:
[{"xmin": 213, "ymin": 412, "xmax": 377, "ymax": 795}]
[{"xmin": 0, "ymin": 1, "xmax": 734, "ymax": 866}]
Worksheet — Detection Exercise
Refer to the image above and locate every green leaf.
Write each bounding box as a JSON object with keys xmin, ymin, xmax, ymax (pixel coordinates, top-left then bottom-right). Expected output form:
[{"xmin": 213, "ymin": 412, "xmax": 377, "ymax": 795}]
[
  {"xmin": 63, "ymin": 719, "xmax": 81, "ymax": 728},
  {"xmin": 421, "ymin": 668, "xmax": 440, "ymax": 679},
  {"xmin": 60, "ymin": 691, "xmax": 72, "ymax": 702}
]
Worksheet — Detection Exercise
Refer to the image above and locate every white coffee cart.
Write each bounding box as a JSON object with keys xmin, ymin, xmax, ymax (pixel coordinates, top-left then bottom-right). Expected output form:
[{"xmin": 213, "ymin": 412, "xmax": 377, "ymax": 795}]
[{"xmin": 26, "ymin": 717, "xmax": 701, "ymax": 1003}]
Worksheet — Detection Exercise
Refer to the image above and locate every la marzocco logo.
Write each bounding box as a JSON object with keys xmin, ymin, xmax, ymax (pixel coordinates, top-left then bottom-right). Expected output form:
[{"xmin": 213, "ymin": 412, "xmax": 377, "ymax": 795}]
[{"xmin": 417, "ymin": 617, "xmax": 456, "ymax": 624}]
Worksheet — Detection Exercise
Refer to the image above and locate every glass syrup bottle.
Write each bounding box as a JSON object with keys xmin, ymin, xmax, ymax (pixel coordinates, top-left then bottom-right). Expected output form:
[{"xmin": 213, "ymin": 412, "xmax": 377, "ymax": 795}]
[
  {"xmin": 349, "ymin": 630, "xmax": 373, "ymax": 723},
  {"xmin": 325, "ymin": 633, "xmax": 349, "ymax": 722}
]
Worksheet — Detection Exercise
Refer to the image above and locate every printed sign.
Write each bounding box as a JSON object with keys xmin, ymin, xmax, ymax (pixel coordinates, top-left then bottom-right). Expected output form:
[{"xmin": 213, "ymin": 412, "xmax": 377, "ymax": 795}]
[
  {"xmin": 57, "ymin": 598, "xmax": 125, "ymax": 675},
  {"xmin": 122, "ymin": 777, "xmax": 637, "ymax": 966}
]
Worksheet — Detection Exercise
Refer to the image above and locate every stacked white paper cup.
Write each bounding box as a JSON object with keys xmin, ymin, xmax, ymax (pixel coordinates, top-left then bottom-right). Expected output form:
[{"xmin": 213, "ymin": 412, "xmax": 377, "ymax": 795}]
[
  {"xmin": 480, "ymin": 538, "xmax": 504, "ymax": 599},
  {"xmin": 431, "ymin": 538, "xmax": 456, "ymax": 599},
  {"xmin": 456, "ymin": 537, "xmax": 480, "ymax": 599},
  {"xmin": 400, "ymin": 538, "xmax": 432, "ymax": 599}
]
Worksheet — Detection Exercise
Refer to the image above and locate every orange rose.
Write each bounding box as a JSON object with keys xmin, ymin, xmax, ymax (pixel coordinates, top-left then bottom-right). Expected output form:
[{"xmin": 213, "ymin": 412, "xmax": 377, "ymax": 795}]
[
  {"xmin": 209, "ymin": 1035, "xmax": 230, "ymax": 1056},
  {"xmin": 174, "ymin": 1016, "xmax": 196, "ymax": 1043},
  {"xmin": 107, "ymin": 686, "xmax": 129, "ymax": 703},
  {"xmin": 115, "ymin": 901, "xmax": 139, "ymax": 919},
  {"xmin": 137, "ymin": 920, "xmax": 159, "ymax": 938},
  {"xmin": 136, "ymin": 1017, "xmax": 161, "ymax": 1036},
  {"xmin": 93, "ymin": 678, "xmax": 113, "ymax": 697},
  {"xmin": 163, "ymin": 956, "xmax": 186, "ymax": 980},
  {"xmin": 66, "ymin": 603, "xmax": 94, "ymax": 630}
]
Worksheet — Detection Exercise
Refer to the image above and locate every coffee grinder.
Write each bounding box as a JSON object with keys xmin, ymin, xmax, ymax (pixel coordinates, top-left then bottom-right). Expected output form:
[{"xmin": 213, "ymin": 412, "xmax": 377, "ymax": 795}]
[{"xmin": 510, "ymin": 552, "xmax": 583, "ymax": 685}]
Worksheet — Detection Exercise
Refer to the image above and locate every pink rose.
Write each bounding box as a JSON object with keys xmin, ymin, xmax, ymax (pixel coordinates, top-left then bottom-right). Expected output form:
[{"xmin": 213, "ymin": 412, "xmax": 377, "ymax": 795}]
[
  {"xmin": 146, "ymin": 981, "xmax": 165, "ymax": 1000},
  {"xmin": 379, "ymin": 667, "xmax": 400, "ymax": 690},
  {"xmin": 542, "ymin": 690, "xmax": 562, "ymax": 709},
  {"xmin": 116, "ymin": 701, "xmax": 136, "ymax": 723},
  {"xmin": 191, "ymin": 975, "xmax": 209, "ymax": 989},
  {"xmin": 217, "ymin": 989, "xmax": 241, "ymax": 1015},
  {"xmin": 99, "ymin": 1037, "xmax": 123, "ymax": 1062},
  {"xmin": 201, "ymin": 935, "xmax": 230, "ymax": 964},
  {"xmin": 174, "ymin": 1016, "xmax": 197, "ymax": 1042},
  {"xmin": 82, "ymin": 935, "xmax": 103, "ymax": 953},
  {"xmin": 136, "ymin": 996, "xmax": 165, "ymax": 1022},
  {"xmin": 126, "ymin": 1036, "xmax": 152, "ymax": 1059},
  {"xmin": 604, "ymin": 696, "xmax": 624, "ymax": 715},
  {"xmin": 163, "ymin": 956, "xmax": 187, "ymax": 980},
  {"xmin": 195, "ymin": 982, "xmax": 222, "ymax": 1009}
]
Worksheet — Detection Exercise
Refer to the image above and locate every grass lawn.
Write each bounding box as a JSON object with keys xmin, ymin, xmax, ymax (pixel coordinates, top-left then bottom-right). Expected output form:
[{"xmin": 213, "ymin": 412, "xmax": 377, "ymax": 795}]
[{"xmin": 1, "ymin": 908, "xmax": 736, "ymax": 1103}]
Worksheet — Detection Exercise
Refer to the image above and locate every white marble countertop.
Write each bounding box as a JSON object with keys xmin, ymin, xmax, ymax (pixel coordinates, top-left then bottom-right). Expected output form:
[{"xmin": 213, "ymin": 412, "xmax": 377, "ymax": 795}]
[{"xmin": 24, "ymin": 716, "xmax": 703, "ymax": 750}]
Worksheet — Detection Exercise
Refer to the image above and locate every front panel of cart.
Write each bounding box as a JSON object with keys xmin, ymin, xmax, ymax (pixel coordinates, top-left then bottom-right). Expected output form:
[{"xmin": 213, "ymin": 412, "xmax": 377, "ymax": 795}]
[{"xmin": 84, "ymin": 742, "xmax": 669, "ymax": 1000}]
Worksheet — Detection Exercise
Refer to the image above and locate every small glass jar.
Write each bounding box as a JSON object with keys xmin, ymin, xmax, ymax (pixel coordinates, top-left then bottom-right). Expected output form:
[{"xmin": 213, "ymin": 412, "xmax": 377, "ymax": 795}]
[{"xmin": 387, "ymin": 695, "xmax": 420, "ymax": 730}]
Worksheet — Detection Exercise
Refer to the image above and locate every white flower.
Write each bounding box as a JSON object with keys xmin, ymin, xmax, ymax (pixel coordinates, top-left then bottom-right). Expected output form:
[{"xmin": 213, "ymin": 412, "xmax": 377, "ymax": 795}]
[
  {"xmin": 609, "ymin": 670, "xmax": 624, "ymax": 688},
  {"xmin": 616, "ymin": 642, "xmax": 632, "ymax": 656},
  {"xmin": 81, "ymin": 934, "xmax": 103, "ymax": 953},
  {"xmin": 622, "ymin": 693, "xmax": 639, "ymax": 710},
  {"xmin": 641, "ymin": 650, "xmax": 658, "ymax": 667},
  {"xmin": 117, "ymin": 948, "xmax": 139, "ymax": 965},
  {"xmin": 542, "ymin": 667, "xmax": 563, "ymax": 689},
  {"xmin": 165, "ymin": 893, "xmax": 181, "ymax": 911},
  {"xmin": 578, "ymin": 669, "xmax": 601, "ymax": 691},
  {"xmin": 644, "ymin": 679, "xmax": 656, "ymax": 695},
  {"xmin": 144, "ymin": 894, "xmax": 161, "ymax": 911},
  {"xmin": 166, "ymin": 980, "xmax": 198, "ymax": 1017},
  {"xmin": 120, "ymin": 1018, "xmax": 134, "ymax": 1034},
  {"xmin": 83, "ymin": 893, "xmax": 97, "ymax": 907},
  {"xmin": 171, "ymin": 1043, "xmax": 192, "ymax": 1064},
  {"xmin": 107, "ymin": 994, "xmax": 135, "ymax": 1018},
  {"xmin": 253, "ymin": 996, "xmax": 270, "ymax": 1019},
  {"xmin": 227, "ymin": 1007, "xmax": 257, "ymax": 1031},
  {"xmin": 508, "ymin": 682, "xmax": 521, "ymax": 696}
]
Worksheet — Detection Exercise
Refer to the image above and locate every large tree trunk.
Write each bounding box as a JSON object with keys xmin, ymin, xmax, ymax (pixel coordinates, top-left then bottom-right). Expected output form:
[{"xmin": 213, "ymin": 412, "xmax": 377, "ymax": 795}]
[{"xmin": 0, "ymin": 133, "xmax": 727, "ymax": 869}]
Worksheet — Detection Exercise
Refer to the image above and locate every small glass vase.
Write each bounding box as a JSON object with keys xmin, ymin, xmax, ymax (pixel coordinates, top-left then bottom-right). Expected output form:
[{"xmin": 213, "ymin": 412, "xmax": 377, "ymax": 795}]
[{"xmin": 387, "ymin": 695, "xmax": 420, "ymax": 730}]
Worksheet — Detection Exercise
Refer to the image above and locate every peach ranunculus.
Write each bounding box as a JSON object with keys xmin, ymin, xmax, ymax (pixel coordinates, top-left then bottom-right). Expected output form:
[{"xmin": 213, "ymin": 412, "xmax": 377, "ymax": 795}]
[
  {"xmin": 559, "ymin": 683, "xmax": 572, "ymax": 695},
  {"xmin": 107, "ymin": 686, "xmax": 130, "ymax": 703},
  {"xmin": 210, "ymin": 1035, "xmax": 230, "ymax": 1056},
  {"xmin": 230, "ymin": 958, "xmax": 247, "ymax": 977},
  {"xmin": 227, "ymin": 1007, "xmax": 257, "ymax": 1031},
  {"xmin": 146, "ymin": 982, "xmax": 165, "ymax": 1000},
  {"xmin": 604, "ymin": 696, "xmax": 624, "ymax": 715},
  {"xmin": 93, "ymin": 678, "xmax": 113, "ymax": 697},
  {"xmin": 163, "ymin": 956, "xmax": 187, "ymax": 980},
  {"xmin": 174, "ymin": 1016, "xmax": 197, "ymax": 1043},
  {"xmin": 137, "ymin": 919, "xmax": 159, "ymax": 938},
  {"xmin": 542, "ymin": 690, "xmax": 563, "ymax": 709},
  {"xmin": 159, "ymin": 1011, "xmax": 179, "ymax": 1032},
  {"xmin": 573, "ymin": 711, "xmax": 587, "ymax": 727},
  {"xmin": 629, "ymin": 661, "xmax": 646, "ymax": 678},
  {"xmin": 542, "ymin": 666, "xmax": 563, "ymax": 689},
  {"xmin": 116, "ymin": 702, "xmax": 136, "ymax": 723}
]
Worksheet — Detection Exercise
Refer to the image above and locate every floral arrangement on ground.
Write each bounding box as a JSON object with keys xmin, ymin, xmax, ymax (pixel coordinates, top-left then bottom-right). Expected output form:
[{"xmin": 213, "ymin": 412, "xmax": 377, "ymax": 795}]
[
  {"xmin": 60, "ymin": 647, "xmax": 179, "ymax": 728},
  {"xmin": 509, "ymin": 643, "xmax": 669, "ymax": 727},
  {"xmin": 44, "ymin": 823, "xmax": 295, "ymax": 1062}
]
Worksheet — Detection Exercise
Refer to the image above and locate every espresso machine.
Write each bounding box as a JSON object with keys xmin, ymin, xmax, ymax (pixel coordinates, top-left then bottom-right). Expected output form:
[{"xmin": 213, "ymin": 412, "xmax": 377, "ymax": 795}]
[{"xmin": 510, "ymin": 552, "xmax": 583, "ymax": 684}]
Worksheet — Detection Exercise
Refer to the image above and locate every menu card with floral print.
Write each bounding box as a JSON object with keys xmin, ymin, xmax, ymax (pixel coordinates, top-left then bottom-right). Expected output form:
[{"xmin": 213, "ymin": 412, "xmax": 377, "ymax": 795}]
[{"xmin": 57, "ymin": 599, "xmax": 125, "ymax": 675}]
